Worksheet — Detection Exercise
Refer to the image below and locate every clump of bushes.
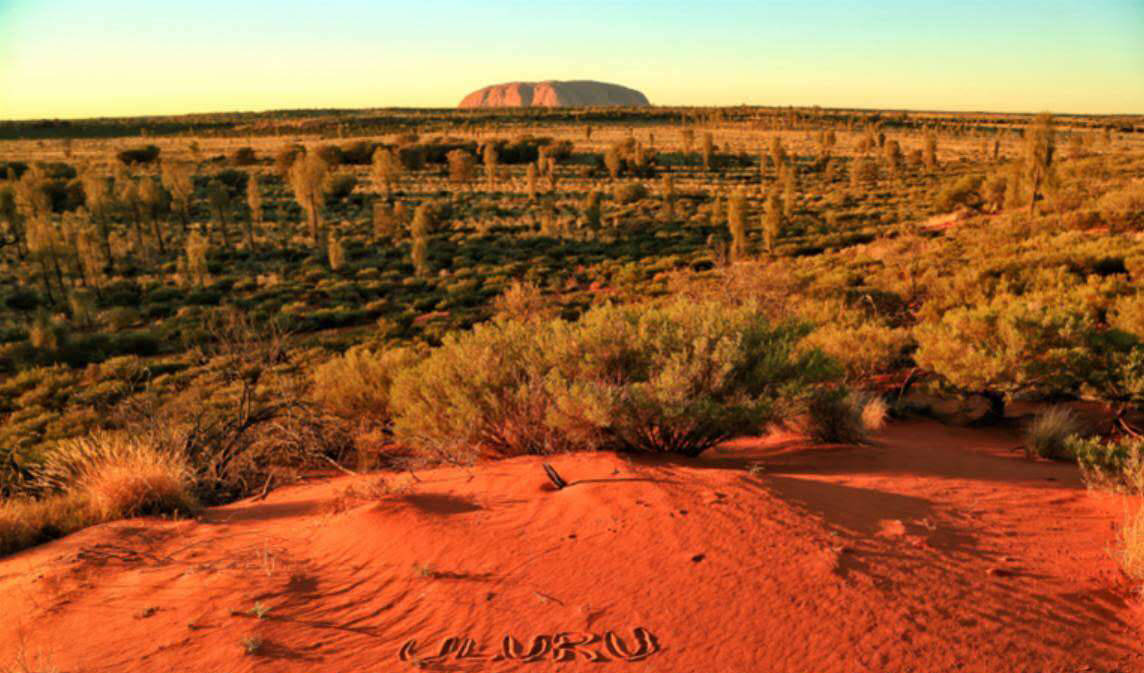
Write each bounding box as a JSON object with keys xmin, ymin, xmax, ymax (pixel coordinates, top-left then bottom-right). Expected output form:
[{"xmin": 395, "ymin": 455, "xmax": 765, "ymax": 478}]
[
  {"xmin": 387, "ymin": 299, "xmax": 837, "ymax": 462},
  {"xmin": 117, "ymin": 145, "xmax": 161, "ymax": 165},
  {"xmin": 1067, "ymin": 434, "xmax": 1144, "ymax": 494}
]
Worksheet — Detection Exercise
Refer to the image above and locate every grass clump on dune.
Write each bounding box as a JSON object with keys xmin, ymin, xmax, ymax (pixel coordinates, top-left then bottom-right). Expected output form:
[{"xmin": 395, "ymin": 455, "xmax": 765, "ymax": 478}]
[
  {"xmin": 1, "ymin": 431, "xmax": 197, "ymax": 557},
  {"xmin": 1023, "ymin": 406, "xmax": 1084, "ymax": 460}
]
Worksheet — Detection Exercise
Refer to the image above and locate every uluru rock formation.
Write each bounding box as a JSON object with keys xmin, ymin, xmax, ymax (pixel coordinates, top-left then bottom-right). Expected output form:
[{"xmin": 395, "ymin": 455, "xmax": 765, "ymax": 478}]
[{"xmin": 459, "ymin": 80, "xmax": 650, "ymax": 108}]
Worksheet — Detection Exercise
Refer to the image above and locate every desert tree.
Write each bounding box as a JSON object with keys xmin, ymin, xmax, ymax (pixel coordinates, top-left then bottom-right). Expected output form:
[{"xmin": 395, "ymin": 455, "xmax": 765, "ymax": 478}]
[
  {"xmin": 603, "ymin": 145, "xmax": 622, "ymax": 180},
  {"xmin": 850, "ymin": 156, "xmax": 880, "ymax": 190},
  {"xmin": 0, "ymin": 186, "xmax": 25, "ymax": 259},
  {"xmin": 183, "ymin": 231, "xmax": 210, "ymax": 287},
  {"xmin": 782, "ymin": 165, "xmax": 799, "ymax": 215},
  {"xmin": 288, "ymin": 151, "xmax": 330, "ymax": 245},
  {"xmin": 769, "ymin": 136, "xmax": 787, "ymax": 169},
  {"xmin": 526, "ymin": 163, "xmax": 538, "ymax": 202},
  {"xmin": 701, "ymin": 132, "xmax": 714, "ymax": 170},
  {"xmin": 371, "ymin": 146, "xmax": 403, "ymax": 198},
  {"xmin": 763, "ymin": 192, "xmax": 783, "ymax": 255},
  {"xmin": 327, "ymin": 231, "xmax": 345, "ymax": 271},
  {"xmin": 25, "ymin": 215, "xmax": 67, "ymax": 302},
  {"xmin": 447, "ymin": 149, "xmax": 476, "ymax": 190},
  {"xmin": 884, "ymin": 140, "xmax": 904, "ymax": 177},
  {"xmin": 160, "ymin": 161, "xmax": 194, "ymax": 234},
  {"xmin": 1024, "ymin": 113, "xmax": 1056, "ymax": 212},
  {"xmin": 138, "ymin": 176, "xmax": 166, "ymax": 254},
  {"xmin": 205, "ymin": 179, "xmax": 233, "ymax": 249},
  {"xmin": 583, "ymin": 191, "xmax": 602, "ymax": 232},
  {"xmin": 709, "ymin": 191, "xmax": 724, "ymax": 228},
  {"xmin": 81, "ymin": 173, "xmax": 115, "ymax": 267},
  {"xmin": 410, "ymin": 204, "xmax": 431, "ymax": 277},
  {"xmin": 545, "ymin": 157, "xmax": 558, "ymax": 193},
  {"xmin": 681, "ymin": 127, "xmax": 695, "ymax": 155},
  {"xmin": 115, "ymin": 170, "xmax": 149, "ymax": 255},
  {"xmin": 72, "ymin": 213, "xmax": 106, "ymax": 295},
  {"xmin": 373, "ymin": 200, "xmax": 398, "ymax": 240},
  {"xmin": 661, "ymin": 174, "xmax": 675, "ymax": 223},
  {"xmin": 482, "ymin": 142, "xmax": 499, "ymax": 190},
  {"xmin": 727, "ymin": 191, "xmax": 748, "ymax": 260},
  {"xmin": 245, "ymin": 174, "xmax": 262, "ymax": 251},
  {"xmin": 923, "ymin": 134, "xmax": 939, "ymax": 171}
]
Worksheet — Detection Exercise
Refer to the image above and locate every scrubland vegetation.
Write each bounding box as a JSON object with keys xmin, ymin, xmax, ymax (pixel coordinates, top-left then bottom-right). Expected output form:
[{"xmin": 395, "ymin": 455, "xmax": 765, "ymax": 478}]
[{"xmin": 1, "ymin": 106, "xmax": 1143, "ymax": 579}]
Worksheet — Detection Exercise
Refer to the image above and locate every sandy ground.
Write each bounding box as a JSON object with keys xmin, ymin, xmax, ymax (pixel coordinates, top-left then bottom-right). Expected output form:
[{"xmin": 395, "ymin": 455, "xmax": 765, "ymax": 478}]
[{"xmin": 1, "ymin": 419, "xmax": 1141, "ymax": 672}]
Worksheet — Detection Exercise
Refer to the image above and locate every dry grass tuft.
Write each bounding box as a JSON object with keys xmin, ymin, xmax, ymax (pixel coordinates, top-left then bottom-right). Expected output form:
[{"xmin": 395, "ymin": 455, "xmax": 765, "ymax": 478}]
[
  {"xmin": 1023, "ymin": 406, "xmax": 1083, "ymax": 460},
  {"xmin": 0, "ymin": 495, "xmax": 88, "ymax": 557},
  {"xmin": 1118, "ymin": 506, "xmax": 1144, "ymax": 595},
  {"xmin": 859, "ymin": 394, "xmax": 889, "ymax": 432},
  {"xmin": 42, "ymin": 432, "xmax": 196, "ymax": 521}
]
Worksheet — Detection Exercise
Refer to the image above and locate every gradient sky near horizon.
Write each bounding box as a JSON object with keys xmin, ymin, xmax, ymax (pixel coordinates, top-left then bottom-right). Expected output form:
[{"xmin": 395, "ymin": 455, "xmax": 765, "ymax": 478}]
[{"xmin": 0, "ymin": 0, "xmax": 1142, "ymax": 120}]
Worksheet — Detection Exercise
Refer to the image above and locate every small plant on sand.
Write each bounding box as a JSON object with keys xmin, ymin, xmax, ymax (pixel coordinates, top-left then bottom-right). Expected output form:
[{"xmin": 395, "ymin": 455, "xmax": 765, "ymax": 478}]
[
  {"xmin": 858, "ymin": 393, "xmax": 889, "ymax": 432},
  {"xmin": 804, "ymin": 389, "xmax": 867, "ymax": 444},
  {"xmin": 1118, "ymin": 507, "xmax": 1144, "ymax": 595},
  {"xmin": 1023, "ymin": 406, "xmax": 1084, "ymax": 460},
  {"xmin": 412, "ymin": 562, "xmax": 434, "ymax": 578},
  {"xmin": 251, "ymin": 601, "xmax": 270, "ymax": 619},
  {"xmin": 240, "ymin": 636, "xmax": 263, "ymax": 655}
]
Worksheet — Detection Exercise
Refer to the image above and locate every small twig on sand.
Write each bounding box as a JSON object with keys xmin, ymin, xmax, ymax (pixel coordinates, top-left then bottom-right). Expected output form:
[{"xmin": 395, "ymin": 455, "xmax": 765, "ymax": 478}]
[{"xmin": 543, "ymin": 463, "xmax": 567, "ymax": 490}]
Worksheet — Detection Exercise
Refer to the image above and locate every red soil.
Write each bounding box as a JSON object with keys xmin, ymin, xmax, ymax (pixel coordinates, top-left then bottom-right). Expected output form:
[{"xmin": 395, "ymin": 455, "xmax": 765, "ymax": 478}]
[{"xmin": 2, "ymin": 419, "xmax": 1141, "ymax": 672}]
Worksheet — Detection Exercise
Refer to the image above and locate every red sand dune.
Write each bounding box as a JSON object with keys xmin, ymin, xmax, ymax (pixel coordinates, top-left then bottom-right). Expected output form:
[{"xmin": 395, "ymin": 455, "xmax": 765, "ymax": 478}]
[{"xmin": 1, "ymin": 419, "xmax": 1141, "ymax": 672}]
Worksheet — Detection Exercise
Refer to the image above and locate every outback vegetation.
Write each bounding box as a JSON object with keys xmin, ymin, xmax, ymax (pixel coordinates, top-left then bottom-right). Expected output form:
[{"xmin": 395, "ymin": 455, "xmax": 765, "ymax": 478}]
[{"xmin": 1, "ymin": 105, "xmax": 1143, "ymax": 604}]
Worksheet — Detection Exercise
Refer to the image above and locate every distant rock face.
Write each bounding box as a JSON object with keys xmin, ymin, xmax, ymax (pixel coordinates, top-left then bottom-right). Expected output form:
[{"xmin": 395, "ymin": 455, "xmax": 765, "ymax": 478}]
[{"xmin": 458, "ymin": 80, "xmax": 650, "ymax": 109}]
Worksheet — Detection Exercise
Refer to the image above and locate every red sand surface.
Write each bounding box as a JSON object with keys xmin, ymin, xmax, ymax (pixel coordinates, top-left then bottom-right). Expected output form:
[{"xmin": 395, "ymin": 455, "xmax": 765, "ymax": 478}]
[{"xmin": 2, "ymin": 419, "xmax": 1141, "ymax": 672}]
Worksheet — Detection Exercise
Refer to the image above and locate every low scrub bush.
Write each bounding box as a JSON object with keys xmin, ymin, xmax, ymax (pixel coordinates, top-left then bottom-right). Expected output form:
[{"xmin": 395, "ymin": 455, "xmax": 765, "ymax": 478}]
[
  {"xmin": 311, "ymin": 345, "xmax": 423, "ymax": 428},
  {"xmin": 390, "ymin": 300, "xmax": 837, "ymax": 461},
  {"xmin": 936, "ymin": 174, "xmax": 985, "ymax": 212},
  {"xmin": 804, "ymin": 389, "xmax": 868, "ymax": 444},
  {"xmin": 1067, "ymin": 434, "xmax": 1144, "ymax": 494},
  {"xmin": 799, "ymin": 323, "xmax": 911, "ymax": 380},
  {"xmin": 1023, "ymin": 406, "xmax": 1084, "ymax": 459},
  {"xmin": 117, "ymin": 145, "xmax": 161, "ymax": 165}
]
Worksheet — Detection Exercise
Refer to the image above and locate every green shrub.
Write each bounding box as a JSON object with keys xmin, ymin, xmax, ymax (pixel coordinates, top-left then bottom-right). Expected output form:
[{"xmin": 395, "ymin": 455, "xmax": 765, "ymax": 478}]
[
  {"xmin": 1067, "ymin": 435, "xmax": 1144, "ymax": 494},
  {"xmin": 325, "ymin": 172, "xmax": 357, "ymax": 203},
  {"xmin": 390, "ymin": 299, "xmax": 837, "ymax": 461},
  {"xmin": 799, "ymin": 323, "xmax": 911, "ymax": 380},
  {"xmin": 936, "ymin": 174, "xmax": 985, "ymax": 212},
  {"xmin": 231, "ymin": 147, "xmax": 257, "ymax": 166},
  {"xmin": 1023, "ymin": 406, "xmax": 1084, "ymax": 459},
  {"xmin": 914, "ymin": 294, "xmax": 1101, "ymax": 413},
  {"xmin": 117, "ymin": 145, "xmax": 160, "ymax": 165},
  {"xmin": 311, "ymin": 345, "xmax": 423, "ymax": 428},
  {"xmin": 804, "ymin": 389, "xmax": 868, "ymax": 444},
  {"xmin": 614, "ymin": 182, "xmax": 649, "ymax": 204}
]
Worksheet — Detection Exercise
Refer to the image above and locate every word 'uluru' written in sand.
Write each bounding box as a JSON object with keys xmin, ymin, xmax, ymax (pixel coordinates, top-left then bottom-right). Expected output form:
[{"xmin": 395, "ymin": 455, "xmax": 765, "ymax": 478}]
[{"xmin": 398, "ymin": 627, "xmax": 659, "ymax": 663}]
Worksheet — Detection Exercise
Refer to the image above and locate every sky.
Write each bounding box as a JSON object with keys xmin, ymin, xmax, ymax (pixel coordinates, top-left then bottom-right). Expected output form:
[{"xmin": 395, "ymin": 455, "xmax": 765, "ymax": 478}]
[{"xmin": 0, "ymin": 0, "xmax": 1142, "ymax": 119}]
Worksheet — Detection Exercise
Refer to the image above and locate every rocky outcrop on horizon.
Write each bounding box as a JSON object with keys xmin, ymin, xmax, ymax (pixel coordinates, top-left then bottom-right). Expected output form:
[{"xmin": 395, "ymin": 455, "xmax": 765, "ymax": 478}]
[{"xmin": 458, "ymin": 80, "xmax": 649, "ymax": 108}]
